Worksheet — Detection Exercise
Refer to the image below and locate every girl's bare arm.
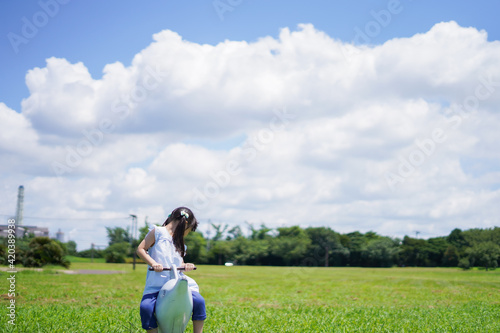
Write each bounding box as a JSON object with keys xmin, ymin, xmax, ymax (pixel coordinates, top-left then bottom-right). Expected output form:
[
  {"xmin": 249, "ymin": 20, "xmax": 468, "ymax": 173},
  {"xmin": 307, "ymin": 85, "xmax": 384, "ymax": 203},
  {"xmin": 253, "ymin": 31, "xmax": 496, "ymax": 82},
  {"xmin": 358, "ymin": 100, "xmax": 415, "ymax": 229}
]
[{"xmin": 136, "ymin": 228, "xmax": 164, "ymax": 271}]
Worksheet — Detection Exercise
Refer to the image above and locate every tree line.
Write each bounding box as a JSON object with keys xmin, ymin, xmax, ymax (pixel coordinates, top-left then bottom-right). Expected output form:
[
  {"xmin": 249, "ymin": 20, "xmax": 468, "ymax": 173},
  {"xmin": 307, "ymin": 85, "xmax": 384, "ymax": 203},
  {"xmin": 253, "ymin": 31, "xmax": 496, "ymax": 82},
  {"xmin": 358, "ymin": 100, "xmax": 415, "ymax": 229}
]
[
  {"xmin": 78, "ymin": 224, "xmax": 500, "ymax": 270},
  {"xmin": 181, "ymin": 224, "xmax": 499, "ymax": 270},
  {"xmin": 2, "ymin": 224, "xmax": 499, "ymax": 270}
]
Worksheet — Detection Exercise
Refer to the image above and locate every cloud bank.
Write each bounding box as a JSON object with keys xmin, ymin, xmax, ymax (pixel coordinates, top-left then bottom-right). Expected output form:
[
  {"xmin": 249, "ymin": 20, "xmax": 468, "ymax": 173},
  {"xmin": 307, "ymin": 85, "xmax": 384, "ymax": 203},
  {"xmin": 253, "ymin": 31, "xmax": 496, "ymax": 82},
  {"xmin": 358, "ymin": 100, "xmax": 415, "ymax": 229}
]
[{"xmin": 1, "ymin": 21, "xmax": 499, "ymax": 249}]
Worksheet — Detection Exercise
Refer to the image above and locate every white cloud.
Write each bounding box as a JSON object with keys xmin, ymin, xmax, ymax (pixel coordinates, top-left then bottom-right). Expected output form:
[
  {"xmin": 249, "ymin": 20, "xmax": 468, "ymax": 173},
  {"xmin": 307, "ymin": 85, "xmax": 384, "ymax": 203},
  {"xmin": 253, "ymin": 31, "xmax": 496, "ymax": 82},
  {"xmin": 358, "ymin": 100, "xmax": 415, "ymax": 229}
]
[
  {"xmin": 1, "ymin": 21, "xmax": 499, "ymax": 250},
  {"xmin": 22, "ymin": 58, "xmax": 101, "ymax": 136},
  {"xmin": 0, "ymin": 103, "xmax": 39, "ymax": 151}
]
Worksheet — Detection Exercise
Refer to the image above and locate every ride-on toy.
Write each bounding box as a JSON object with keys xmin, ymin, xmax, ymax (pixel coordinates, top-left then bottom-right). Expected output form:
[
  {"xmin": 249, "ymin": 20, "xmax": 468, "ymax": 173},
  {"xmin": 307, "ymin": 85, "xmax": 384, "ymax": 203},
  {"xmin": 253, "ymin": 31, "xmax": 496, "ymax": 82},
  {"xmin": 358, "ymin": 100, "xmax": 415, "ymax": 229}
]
[{"xmin": 148, "ymin": 265, "xmax": 197, "ymax": 333}]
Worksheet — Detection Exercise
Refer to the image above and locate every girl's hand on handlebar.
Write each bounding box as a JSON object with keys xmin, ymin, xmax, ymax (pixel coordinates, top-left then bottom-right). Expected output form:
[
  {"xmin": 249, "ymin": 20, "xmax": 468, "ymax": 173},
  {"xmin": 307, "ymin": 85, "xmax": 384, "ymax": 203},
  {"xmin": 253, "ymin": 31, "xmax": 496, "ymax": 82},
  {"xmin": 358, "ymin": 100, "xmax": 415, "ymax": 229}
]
[
  {"xmin": 152, "ymin": 263, "xmax": 164, "ymax": 272},
  {"xmin": 183, "ymin": 263, "xmax": 195, "ymax": 272}
]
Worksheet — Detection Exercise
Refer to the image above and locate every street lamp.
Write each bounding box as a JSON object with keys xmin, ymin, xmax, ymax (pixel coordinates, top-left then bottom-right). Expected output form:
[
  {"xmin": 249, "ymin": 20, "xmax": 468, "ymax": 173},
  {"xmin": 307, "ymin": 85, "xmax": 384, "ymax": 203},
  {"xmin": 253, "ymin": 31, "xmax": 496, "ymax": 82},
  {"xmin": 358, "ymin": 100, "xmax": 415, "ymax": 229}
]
[{"xmin": 130, "ymin": 214, "xmax": 138, "ymax": 270}]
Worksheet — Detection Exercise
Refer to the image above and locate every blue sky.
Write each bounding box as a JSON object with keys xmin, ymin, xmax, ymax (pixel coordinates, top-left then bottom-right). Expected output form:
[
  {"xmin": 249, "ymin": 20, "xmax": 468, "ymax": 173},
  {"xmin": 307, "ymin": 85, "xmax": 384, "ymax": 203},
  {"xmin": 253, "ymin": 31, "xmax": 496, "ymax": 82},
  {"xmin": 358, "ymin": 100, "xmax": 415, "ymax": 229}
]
[{"xmin": 1, "ymin": 1, "xmax": 500, "ymax": 250}]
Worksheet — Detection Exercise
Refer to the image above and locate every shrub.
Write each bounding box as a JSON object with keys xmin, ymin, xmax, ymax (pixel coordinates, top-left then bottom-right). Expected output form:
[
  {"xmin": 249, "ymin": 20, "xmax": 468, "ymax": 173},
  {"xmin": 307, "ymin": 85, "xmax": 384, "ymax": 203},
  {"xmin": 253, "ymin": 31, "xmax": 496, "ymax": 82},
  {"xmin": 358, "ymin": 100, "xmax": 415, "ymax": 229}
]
[
  {"xmin": 458, "ymin": 257, "xmax": 471, "ymax": 270},
  {"xmin": 104, "ymin": 242, "xmax": 130, "ymax": 263},
  {"xmin": 22, "ymin": 237, "xmax": 70, "ymax": 268}
]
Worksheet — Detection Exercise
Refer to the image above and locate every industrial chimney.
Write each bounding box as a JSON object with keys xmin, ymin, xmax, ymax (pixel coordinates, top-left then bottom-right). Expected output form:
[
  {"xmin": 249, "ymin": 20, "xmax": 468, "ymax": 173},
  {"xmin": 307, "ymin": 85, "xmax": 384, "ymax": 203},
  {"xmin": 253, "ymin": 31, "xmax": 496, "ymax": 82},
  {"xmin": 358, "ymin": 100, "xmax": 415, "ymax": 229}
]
[{"xmin": 15, "ymin": 185, "xmax": 24, "ymax": 226}]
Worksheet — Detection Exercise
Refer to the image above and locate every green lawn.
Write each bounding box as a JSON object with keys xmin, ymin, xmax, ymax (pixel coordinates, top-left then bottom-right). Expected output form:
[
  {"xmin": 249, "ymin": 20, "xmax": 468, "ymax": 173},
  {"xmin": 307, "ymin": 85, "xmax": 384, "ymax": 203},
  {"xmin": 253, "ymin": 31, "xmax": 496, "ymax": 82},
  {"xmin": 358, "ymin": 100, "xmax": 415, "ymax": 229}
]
[
  {"xmin": 65, "ymin": 255, "xmax": 106, "ymax": 263},
  {"xmin": 1, "ymin": 264, "xmax": 499, "ymax": 332}
]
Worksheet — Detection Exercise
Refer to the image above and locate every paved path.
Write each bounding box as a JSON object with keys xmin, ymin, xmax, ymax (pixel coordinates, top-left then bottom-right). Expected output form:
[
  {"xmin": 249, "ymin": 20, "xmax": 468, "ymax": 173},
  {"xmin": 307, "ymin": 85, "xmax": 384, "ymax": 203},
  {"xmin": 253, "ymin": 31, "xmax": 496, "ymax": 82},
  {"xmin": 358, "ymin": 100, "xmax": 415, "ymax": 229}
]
[
  {"xmin": 58, "ymin": 269, "xmax": 127, "ymax": 274},
  {"xmin": 0, "ymin": 267, "xmax": 127, "ymax": 274}
]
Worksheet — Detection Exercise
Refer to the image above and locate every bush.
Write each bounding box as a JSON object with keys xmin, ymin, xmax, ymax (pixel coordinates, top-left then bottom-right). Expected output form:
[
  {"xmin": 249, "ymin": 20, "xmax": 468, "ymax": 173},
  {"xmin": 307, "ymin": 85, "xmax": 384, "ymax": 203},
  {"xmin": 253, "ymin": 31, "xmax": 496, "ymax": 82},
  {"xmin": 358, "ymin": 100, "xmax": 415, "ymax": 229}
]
[
  {"xmin": 65, "ymin": 241, "xmax": 78, "ymax": 256},
  {"xmin": 124, "ymin": 257, "xmax": 145, "ymax": 264},
  {"xmin": 77, "ymin": 248, "xmax": 104, "ymax": 258},
  {"xmin": 458, "ymin": 257, "xmax": 471, "ymax": 270},
  {"xmin": 0, "ymin": 243, "xmax": 7, "ymax": 265},
  {"xmin": 466, "ymin": 242, "xmax": 500, "ymax": 271},
  {"xmin": 442, "ymin": 245, "xmax": 459, "ymax": 267},
  {"xmin": 104, "ymin": 242, "xmax": 130, "ymax": 263},
  {"xmin": 22, "ymin": 237, "xmax": 70, "ymax": 268}
]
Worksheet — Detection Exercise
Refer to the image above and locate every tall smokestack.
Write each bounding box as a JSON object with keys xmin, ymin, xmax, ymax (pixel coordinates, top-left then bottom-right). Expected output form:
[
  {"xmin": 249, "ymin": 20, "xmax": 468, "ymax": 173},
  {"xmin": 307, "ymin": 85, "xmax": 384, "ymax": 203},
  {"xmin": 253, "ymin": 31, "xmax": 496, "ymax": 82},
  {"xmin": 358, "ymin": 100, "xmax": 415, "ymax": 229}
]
[{"xmin": 15, "ymin": 185, "xmax": 24, "ymax": 226}]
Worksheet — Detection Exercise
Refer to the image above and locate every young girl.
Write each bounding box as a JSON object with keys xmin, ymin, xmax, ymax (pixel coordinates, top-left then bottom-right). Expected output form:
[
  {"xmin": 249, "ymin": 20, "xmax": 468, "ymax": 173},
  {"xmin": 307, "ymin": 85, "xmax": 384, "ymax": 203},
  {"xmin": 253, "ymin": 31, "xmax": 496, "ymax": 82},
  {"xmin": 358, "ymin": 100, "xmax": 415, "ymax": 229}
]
[{"xmin": 137, "ymin": 207, "xmax": 206, "ymax": 333}]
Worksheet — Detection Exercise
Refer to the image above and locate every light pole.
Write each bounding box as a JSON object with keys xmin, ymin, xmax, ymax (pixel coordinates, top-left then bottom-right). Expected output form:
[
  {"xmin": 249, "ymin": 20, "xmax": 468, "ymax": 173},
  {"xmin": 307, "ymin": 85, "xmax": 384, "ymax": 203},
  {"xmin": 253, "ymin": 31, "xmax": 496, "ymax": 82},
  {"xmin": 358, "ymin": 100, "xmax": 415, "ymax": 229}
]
[{"xmin": 130, "ymin": 214, "xmax": 138, "ymax": 270}]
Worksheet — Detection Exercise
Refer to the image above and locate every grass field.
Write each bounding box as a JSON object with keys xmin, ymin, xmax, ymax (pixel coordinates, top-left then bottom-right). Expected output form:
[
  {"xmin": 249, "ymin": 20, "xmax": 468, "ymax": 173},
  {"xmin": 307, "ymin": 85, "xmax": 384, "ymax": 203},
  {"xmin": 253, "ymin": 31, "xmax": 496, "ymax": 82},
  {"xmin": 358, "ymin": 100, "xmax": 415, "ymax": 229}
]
[
  {"xmin": 64, "ymin": 256, "xmax": 107, "ymax": 263},
  {"xmin": 1, "ymin": 264, "xmax": 499, "ymax": 332}
]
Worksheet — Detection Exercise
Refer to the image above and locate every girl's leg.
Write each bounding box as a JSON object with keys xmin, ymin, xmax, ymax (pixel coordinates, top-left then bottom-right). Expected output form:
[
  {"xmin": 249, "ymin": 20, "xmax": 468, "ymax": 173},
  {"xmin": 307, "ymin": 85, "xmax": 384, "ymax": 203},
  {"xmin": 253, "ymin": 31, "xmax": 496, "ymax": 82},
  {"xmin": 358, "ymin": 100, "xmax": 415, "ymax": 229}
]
[
  {"xmin": 140, "ymin": 292, "xmax": 159, "ymax": 332},
  {"xmin": 191, "ymin": 291, "xmax": 207, "ymax": 333},
  {"xmin": 193, "ymin": 320, "xmax": 204, "ymax": 333}
]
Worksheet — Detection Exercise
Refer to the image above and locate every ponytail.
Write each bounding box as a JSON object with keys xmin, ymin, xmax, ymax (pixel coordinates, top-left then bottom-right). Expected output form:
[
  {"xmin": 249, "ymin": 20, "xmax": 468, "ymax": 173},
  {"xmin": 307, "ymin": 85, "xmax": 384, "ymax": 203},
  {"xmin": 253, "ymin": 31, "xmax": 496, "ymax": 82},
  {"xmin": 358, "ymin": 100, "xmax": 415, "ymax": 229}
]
[{"xmin": 162, "ymin": 207, "xmax": 198, "ymax": 257}]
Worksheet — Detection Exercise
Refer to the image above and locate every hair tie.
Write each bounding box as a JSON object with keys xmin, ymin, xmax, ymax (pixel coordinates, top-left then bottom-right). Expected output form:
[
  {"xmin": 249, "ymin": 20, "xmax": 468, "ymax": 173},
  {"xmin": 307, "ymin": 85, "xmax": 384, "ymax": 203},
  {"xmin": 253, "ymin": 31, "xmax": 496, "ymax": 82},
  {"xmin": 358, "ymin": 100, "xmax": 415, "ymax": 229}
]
[{"xmin": 180, "ymin": 210, "xmax": 190, "ymax": 220}]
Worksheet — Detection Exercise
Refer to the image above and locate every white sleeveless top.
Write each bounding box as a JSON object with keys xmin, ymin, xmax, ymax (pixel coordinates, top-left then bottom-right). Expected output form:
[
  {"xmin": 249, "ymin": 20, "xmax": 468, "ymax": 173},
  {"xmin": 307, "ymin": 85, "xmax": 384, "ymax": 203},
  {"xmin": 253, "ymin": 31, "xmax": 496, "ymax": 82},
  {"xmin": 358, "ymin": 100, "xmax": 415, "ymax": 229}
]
[{"xmin": 143, "ymin": 226, "xmax": 200, "ymax": 295}]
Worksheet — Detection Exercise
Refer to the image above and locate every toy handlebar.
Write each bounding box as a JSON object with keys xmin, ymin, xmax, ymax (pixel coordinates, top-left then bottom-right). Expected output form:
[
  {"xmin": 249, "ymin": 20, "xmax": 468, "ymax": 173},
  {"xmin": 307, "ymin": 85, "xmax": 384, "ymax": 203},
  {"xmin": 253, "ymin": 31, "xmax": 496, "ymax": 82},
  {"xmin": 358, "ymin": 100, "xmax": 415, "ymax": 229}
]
[{"xmin": 148, "ymin": 267, "xmax": 197, "ymax": 271}]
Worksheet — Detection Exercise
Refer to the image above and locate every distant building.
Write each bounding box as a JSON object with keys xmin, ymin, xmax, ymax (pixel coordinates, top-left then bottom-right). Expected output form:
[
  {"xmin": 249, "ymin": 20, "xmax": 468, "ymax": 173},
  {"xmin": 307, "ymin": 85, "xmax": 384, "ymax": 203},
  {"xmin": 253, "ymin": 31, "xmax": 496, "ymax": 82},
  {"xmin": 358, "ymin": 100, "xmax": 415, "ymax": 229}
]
[
  {"xmin": 0, "ymin": 224, "xmax": 49, "ymax": 238},
  {"xmin": 56, "ymin": 229, "xmax": 65, "ymax": 242},
  {"xmin": 1, "ymin": 185, "xmax": 51, "ymax": 240}
]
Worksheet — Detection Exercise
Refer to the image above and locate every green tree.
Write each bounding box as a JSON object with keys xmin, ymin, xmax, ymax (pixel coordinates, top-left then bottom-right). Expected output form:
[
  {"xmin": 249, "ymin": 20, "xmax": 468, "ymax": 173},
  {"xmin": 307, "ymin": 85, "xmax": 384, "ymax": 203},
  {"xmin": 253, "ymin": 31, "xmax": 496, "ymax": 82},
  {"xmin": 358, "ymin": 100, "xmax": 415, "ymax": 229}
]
[
  {"xmin": 22, "ymin": 237, "xmax": 70, "ymax": 268},
  {"xmin": 138, "ymin": 222, "xmax": 152, "ymax": 242},
  {"xmin": 210, "ymin": 223, "xmax": 229, "ymax": 242},
  {"xmin": 209, "ymin": 240, "xmax": 234, "ymax": 265},
  {"xmin": 400, "ymin": 236, "xmax": 431, "ymax": 266},
  {"xmin": 305, "ymin": 227, "xmax": 348, "ymax": 267},
  {"xmin": 247, "ymin": 223, "xmax": 272, "ymax": 240},
  {"xmin": 463, "ymin": 227, "xmax": 500, "ymax": 245},
  {"xmin": 227, "ymin": 225, "xmax": 243, "ymax": 240},
  {"xmin": 447, "ymin": 228, "xmax": 468, "ymax": 256},
  {"xmin": 442, "ymin": 245, "xmax": 459, "ymax": 267},
  {"xmin": 270, "ymin": 226, "xmax": 311, "ymax": 266},
  {"xmin": 0, "ymin": 243, "xmax": 7, "ymax": 265},
  {"xmin": 426, "ymin": 237, "xmax": 449, "ymax": 266},
  {"xmin": 104, "ymin": 242, "xmax": 130, "ymax": 263},
  {"xmin": 231, "ymin": 236, "xmax": 270, "ymax": 265},
  {"xmin": 492, "ymin": 227, "xmax": 500, "ymax": 245},
  {"xmin": 106, "ymin": 227, "xmax": 131, "ymax": 246},
  {"xmin": 185, "ymin": 231, "xmax": 207, "ymax": 264},
  {"xmin": 458, "ymin": 257, "xmax": 471, "ymax": 270},
  {"xmin": 65, "ymin": 240, "xmax": 78, "ymax": 256},
  {"xmin": 361, "ymin": 237, "xmax": 399, "ymax": 267},
  {"xmin": 78, "ymin": 248, "xmax": 104, "ymax": 258},
  {"xmin": 466, "ymin": 242, "xmax": 500, "ymax": 270},
  {"xmin": 343, "ymin": 232, "xmax": 367, "ymax": 266}
]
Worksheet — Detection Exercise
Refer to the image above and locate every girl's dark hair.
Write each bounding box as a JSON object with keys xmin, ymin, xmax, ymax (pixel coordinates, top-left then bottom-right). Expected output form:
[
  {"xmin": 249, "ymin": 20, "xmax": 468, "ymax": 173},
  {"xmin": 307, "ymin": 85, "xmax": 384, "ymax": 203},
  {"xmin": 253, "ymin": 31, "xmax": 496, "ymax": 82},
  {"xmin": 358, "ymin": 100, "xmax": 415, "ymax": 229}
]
[{"xmin": 162, "ymin": 207, "xmax": 198, "ymax": 257}]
